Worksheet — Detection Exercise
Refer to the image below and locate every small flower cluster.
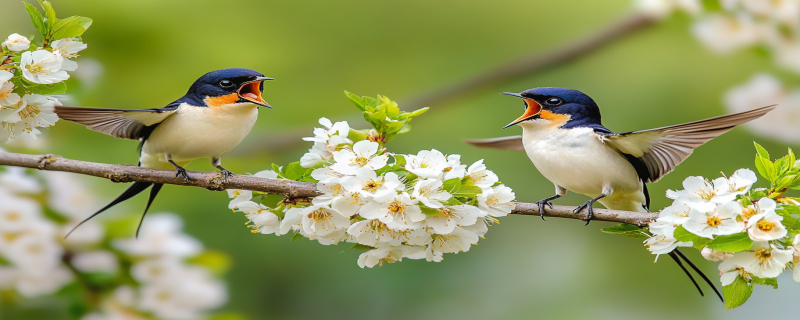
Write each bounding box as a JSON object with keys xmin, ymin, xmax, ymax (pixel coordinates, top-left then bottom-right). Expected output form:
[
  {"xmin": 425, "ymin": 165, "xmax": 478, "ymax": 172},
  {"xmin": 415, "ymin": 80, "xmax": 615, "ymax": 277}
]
[
  {"xmin": 0, "ymin": 152, "xmax": 231, "ymax": 320},
  {"xmin": 0, "ymin": 1, "xmax": 92, "ymax": 142},
  {"xmin": 227, "ymin": 93, "xmax": 516, "ymax": 268},
  {"xmin": 606, "ymin": 143, "xmax": 800, "ymax": 308}
]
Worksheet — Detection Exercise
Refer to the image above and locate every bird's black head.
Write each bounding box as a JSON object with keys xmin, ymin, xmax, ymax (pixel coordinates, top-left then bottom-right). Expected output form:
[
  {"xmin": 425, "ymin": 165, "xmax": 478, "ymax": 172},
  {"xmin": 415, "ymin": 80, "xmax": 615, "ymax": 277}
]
[
  {"xmin": 181, "ymin": 68, "xmax": 273, "ymax": 108},
  {"xmin": 501, "ymin": 87, "xmax": 602, "ymax": 129}
]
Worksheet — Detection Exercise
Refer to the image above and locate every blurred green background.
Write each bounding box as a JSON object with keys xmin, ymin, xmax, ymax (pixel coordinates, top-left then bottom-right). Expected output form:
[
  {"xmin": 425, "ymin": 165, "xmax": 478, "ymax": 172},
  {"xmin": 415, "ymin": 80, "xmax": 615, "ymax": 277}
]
[{"xmin": 2, "ymin": 0, "xmax": 798, "ymax": 319}]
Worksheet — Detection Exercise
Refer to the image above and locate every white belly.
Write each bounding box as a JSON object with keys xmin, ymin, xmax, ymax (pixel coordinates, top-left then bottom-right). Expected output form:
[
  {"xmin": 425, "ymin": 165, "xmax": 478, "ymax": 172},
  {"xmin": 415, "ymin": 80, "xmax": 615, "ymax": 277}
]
[
  {"xmin": 519, "ymin": 120, "xmax": 646, "ymax": 211},
  {"xmin": 140, "ymin": 103, "xmax": 259, "ymax": 169}
]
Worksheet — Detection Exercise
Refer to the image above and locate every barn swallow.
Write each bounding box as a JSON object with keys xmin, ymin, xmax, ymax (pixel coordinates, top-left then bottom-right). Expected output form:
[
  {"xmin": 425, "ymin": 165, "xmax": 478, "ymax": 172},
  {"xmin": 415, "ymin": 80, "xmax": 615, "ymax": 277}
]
[
  {"xmin": 55, "ymin": 68, "xmax": 273, "ymax": 237},
  {"xmin": 467, "ymin": 87, "xmax": 775, "ymax": 301}
]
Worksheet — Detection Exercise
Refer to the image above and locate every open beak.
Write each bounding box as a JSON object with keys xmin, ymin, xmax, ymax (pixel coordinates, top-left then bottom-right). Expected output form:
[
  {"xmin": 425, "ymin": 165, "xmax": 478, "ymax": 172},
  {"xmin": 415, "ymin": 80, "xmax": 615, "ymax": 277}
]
[
  {"xmin": 238, "ymin": 76, "xmax": 274, "ymax": 108},
  {"xmin": 502, "ymin": 92, "xmax": 542, "ymax": 128}
]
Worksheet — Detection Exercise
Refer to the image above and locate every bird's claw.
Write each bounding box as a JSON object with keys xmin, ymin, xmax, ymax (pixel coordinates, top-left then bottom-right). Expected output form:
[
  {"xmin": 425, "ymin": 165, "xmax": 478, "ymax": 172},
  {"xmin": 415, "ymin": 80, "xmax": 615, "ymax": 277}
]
[
  {"xmin": 175, "ymin": 167, "xmax": 190, "ymax": 182},
  {"xmin": 219, "ymin": 169, "xmax": 234, "ymax": 181},
  {"xmin": 535, "ymin": 199, "xmax": 554, "ymax": 221},
  {"xmin": 573, "ymin": 201, "xmax": 595, "ymax": 226}
]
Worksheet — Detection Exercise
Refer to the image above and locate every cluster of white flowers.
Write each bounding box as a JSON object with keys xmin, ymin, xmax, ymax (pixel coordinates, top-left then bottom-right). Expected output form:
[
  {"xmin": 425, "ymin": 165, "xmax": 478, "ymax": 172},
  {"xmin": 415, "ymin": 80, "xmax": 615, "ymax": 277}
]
[
  {"xmin": 645, "ymin": 168, "xmax": 800, "ymax": 285},
  {"xmin": 87, "ymin": 215, "xmax": 227, "ymax": 320},
  {"xmin": 228, "ymin": 118, "xmax": 516, "ymax": 268},
  {"xmin": 0, "ymin": 160, "xmax": 228, "ymax": 320},
  {"xmin": 1, "ymin": 33, "xmax": 87, "ymax": 142}
]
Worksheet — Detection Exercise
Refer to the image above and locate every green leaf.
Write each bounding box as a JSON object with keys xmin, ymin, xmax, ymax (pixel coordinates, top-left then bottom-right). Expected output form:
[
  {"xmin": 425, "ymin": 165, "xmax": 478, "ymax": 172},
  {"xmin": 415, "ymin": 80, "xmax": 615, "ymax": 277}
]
[
  {"xmin": 344, "ymin": 91, "xmax": 366, "ymax": 111},
  {"xmin": 692, "ymin": 238, "xmax": 712, "ymax": 251},
  {"xmin": 271, "ymin": 163, "xmax": 283, "ymax": 178},
  {"xmin": 17, "ymin": 81, "xmax": 67, "ymax": 95},
  {"xmin": 283, "ymin": 161, "xmax": 309, "ymax": 181},
  {"xmin": 673, "ymin": 225, "xmax": 704, "ymax": 242},
  {"xmin": 600, "ymin": 223, "xmax": 648, "ymax": 239},
  {"xmin": 378, "ymin": 95, "xmax": 400, "ymax": 119},
  {"xmin": 776, "ymin": 207, "xmax": 800, "ymax": 232},
  {"xmin": 442, "ymin": 197, "xmax": 463, "ymax": 206},
  {"xmin": 756, "ymin": 157, "xmax": 777, "ymax": 183},
  {"xmin": 290, "ymin": 232, "xmax": 304, "ymax": 242},
  {"xmin": 399, "ymin": 107, "xmax": 428, "ymax": 120},
  {"xmin": 452, "ymin": 185, "xmax": 482, "ymax": 197},
  {"xmin": 755, "ymin": 142, "xmax": 770, "ymax": 160},
  {"xmin": 38, "ymin": 0, "xmax": 57, "ymax": 31},
  {"xmin": 776, "ymin": 175, "xmax": 798, "ymax": 190},
  {"xmin": 752, "ymin": 276, "xmax": 778, "ymax": 289},
  {"xmin": 362, "ymin": 96, "xmax": 378, "ymax": 109},
  {"xmin": 50, "ymin": 16, "xmax": 93, "ymax": 40},
  {"xmin": 706, "ymin": 232, "xmax": 753, "ymax": 252},
  {"xmin": 788, "ymin": 148, "xmax": 796, "ymax": 169},
  {"xmin": 347, "ymin": 128, "xmax": 370, "ymax": 142},
  {"xmin": 393, "ymin": 154, "xmax": 406, "ymax": 166},
  {"xmin": 23, "ymin": 2, "xmax": 46, "ymax": 37},
  {"xmin": 419, "ymin": 203, "xmax": 441, "ymax": 216},
  {"xmin": 442, "ymin": 178, "xmax": 462, "ymax": 194},
  {"xmin": 723, "ymin": 276, "xmax": 754, "ymax": 309}
]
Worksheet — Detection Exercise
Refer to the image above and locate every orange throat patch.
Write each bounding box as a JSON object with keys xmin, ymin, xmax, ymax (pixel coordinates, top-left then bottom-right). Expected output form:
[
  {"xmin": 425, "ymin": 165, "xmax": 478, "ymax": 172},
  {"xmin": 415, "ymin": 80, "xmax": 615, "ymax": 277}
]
[
  {"xmin": 204, "ymin": 93, "xmax": 240, "ymax": 108},
  {"xmin": 539, "ymin": 110, "xmax": 571, "ymax": 128}
]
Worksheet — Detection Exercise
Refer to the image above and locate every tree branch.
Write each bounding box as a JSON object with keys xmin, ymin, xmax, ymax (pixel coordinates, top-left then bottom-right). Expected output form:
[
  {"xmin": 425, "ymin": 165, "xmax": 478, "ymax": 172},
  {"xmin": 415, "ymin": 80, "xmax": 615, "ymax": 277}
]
[{"xmin": 0, "ymin": 152, "xmax": 657, "ymax": 226}]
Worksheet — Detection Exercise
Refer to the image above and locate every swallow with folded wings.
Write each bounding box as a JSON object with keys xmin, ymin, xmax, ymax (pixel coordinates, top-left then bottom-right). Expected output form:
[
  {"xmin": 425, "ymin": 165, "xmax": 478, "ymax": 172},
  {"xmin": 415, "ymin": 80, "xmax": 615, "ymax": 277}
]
[
  {"xmin": 467, "ymin": 87, "xmax": 775, "ymax": 301},
  {"xmin": 55, "ymin": 68, "xmax": 273, "ymax": 237}
]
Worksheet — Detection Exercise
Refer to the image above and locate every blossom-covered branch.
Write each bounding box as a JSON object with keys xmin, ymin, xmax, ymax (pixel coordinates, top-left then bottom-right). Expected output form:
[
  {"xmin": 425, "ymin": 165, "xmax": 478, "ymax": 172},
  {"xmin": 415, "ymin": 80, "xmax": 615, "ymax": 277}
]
[{"xmin": 0, "ymin": 151, "xmax": 658, "ymax": 226}]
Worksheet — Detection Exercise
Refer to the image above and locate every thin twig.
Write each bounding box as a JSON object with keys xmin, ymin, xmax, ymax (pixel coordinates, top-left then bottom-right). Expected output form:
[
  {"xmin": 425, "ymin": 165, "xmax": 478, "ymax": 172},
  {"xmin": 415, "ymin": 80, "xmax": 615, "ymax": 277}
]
[{"xmin": 0, "ymin": 152, "xmax": 658, "ymax": 226}]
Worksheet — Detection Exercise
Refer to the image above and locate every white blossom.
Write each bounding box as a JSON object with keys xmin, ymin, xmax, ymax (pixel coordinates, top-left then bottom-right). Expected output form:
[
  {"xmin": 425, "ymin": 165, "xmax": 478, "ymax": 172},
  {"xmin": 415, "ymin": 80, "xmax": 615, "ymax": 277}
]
[
  {"xmin": 701, "ymin": 247, "xmax": 733, "ymax": 262},
  {"xmin": 666, "ymin": 176, "xmax": 736, "ymax": 211},
  {"xmin": 425, "ymin": 227, "xmax": 479, "ymax": 261},
  {"xmin": 746, "ymin": 198, "xmax": 787, "ymax": 241},
  {"xmin": 2, "ymin": 33, "xmax": 30, "ymax": 51},
  {"xmin": 683, "ymin": 202, "xmax": 744, "ymax": 238},
  {"xmin": 424, "ymin": 205, "xmax": 482, "ymax": 235},
  {"xmin": 330, "ymin": 140, "xmax": 388, "ymax": 174},
  {"xmin": 477, "ymin": 184, "xmax": 515, "ymax": 217},
  {"xmin": 20, "ymin": 50, "xmax": 70, "ymax": 84},
  {"xmin": 51, "ymin": 38, "xmax": 87, "ymax": 58},
  {"xmin": 357, "ymin": 243, "xmax": 424, "ymax": 268},
  {"xmin": 731, "ymin": 242, "xmax": 793, "ymax": 278},
  {"xmin": 0, "ymin": 70, "xmax": 20, "ymax": 107},
  {"xmin": 718, "ymin": 258, "xmax": 748, "ymax": 286},
  {"xmin": 360, "ymin": 192, "xmax": 425, "ymax": 231},
  {"xmin": 238, "ymin": 201, "xmax": 281, "ymax": 234},
  {"xmin": 442, "ymin": 154, "xmax": 467, "ymax": 180},
  {"xmin": 71, "ymin": 251, "xmax": 118, "ymax": 273},
  {"xmin": 299, "ymin": 205, "xmax": 350, "ymax": 238},
  {"xmin": 0, "ymin": 94, "xmax": 60, "ymax": 140},
  {"xmin": 692, "ymin": 13, "xmax": 763, "ymax": 53},
  {"xmin": 464, "ymin": 160, "xmax": 499, "ymax": 189},
  {"xmin": 411, "ymin": 178, "xmax": 451, "ymax": 208},
  {"xmin": 312, "ymin": 178, "xmax": 366, "ymax": 217},
  {"xmin": 405, "ymin": 149, "xmax": 448, "ymax": 179},
  {"xmin": 114, "ymin": 214, "xmax": 202, "ymax": 258}
]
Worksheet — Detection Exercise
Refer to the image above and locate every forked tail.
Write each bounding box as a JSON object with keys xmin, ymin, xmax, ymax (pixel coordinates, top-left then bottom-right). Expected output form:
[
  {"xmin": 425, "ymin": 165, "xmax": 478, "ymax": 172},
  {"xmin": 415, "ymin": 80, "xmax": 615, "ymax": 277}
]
[{"xmin": 65, "ymin": 181, "xmax": 164, "ymax": 238}]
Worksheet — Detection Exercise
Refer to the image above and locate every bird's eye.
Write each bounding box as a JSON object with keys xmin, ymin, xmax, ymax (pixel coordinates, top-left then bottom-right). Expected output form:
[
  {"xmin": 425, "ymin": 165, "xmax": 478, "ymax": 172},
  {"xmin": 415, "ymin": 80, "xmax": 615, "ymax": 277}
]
[
  {"xmin": 545, "ymin": 97, "xmax": 563, "ymax": 106},
  {"xmin": 219, "ymin": 80, "xmax": 235, "ymax": 88}
]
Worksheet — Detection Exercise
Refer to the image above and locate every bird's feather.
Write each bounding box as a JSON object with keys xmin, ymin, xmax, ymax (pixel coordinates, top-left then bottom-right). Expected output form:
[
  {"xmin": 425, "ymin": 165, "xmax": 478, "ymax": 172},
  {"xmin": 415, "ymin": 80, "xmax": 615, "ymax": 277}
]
[
  {"xmin": 601, "ymin": 105, "xmax": 776, "ymax": 183},
  {"xmin": 464, "ymin": 136, "xmax": 525, "ymax": 151},
  {"xmin": 54, "ymin": 104, "xmax": 180, "ymax": 140}
]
